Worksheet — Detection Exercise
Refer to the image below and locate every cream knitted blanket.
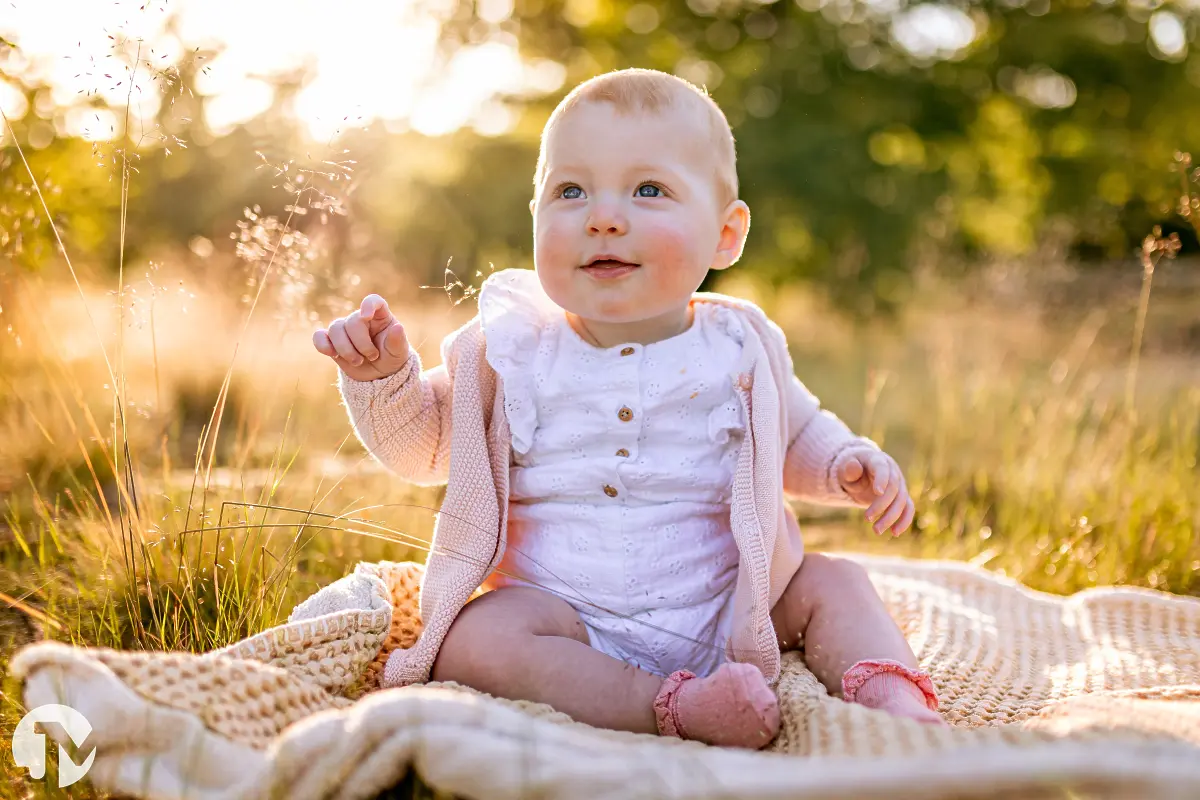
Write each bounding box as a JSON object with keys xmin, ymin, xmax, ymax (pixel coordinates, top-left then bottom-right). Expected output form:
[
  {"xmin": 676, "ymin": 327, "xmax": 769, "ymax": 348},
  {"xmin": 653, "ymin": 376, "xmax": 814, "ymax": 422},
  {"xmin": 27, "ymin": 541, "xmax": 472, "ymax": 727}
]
[{"xmin": 12, "ymin": 554, "xmax": 1200, "ymax": 800}]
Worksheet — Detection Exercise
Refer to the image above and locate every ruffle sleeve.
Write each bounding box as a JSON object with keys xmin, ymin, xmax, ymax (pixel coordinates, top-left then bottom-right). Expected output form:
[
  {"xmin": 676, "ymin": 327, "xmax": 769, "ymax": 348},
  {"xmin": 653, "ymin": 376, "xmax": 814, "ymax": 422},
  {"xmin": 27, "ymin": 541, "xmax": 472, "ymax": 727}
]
[
  {"xmin": 706, "ymin": 302, "xmax": 747, "ymax": 345},
  {"xmin": 707, "ymin": 395, "xmax": 745, "ymax": 445},
  {"xmin": 705, "ymin": 304, "xmax": 749, "ymax": 445},
  {"xmin": 478, "ymin": 269, "xmax": 561, "ymax": 455}
]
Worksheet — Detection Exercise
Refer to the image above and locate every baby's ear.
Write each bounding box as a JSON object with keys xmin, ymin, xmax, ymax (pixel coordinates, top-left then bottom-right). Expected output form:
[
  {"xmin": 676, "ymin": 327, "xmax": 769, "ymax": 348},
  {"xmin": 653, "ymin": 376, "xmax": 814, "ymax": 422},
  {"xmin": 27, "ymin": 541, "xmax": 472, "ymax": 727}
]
[{"xmin": 712, "ymin": 200, "xmax": 751, "ymax": 270}]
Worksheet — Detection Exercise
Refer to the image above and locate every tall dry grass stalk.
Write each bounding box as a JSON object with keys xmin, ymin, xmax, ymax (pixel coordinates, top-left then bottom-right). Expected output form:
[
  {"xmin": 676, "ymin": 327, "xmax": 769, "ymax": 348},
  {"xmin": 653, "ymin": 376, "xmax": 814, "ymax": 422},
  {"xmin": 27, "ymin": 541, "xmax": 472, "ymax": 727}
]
[
  {"xmin": 1126, "ymin": 152, "xmax": 1196, "ymax": 413},
  {"xmin": 0, "ymin": 36, "xmax": 366, "ymax": 664},
  {"xmin": 1126, "ymin": 225, "xmax": 1181, "ymax": 413}
]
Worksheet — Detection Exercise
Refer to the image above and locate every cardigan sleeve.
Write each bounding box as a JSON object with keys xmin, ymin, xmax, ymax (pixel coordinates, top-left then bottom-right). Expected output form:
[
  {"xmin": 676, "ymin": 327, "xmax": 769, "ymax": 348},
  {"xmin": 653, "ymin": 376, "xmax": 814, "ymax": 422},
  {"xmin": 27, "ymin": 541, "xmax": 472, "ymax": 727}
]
[
  {"xmin": 781, "ymin": 372, "xmax": 881, "ymax": 507},
  {"xmin": 337, "ymin": 345, "xmax": 454, "ymax": 487}
]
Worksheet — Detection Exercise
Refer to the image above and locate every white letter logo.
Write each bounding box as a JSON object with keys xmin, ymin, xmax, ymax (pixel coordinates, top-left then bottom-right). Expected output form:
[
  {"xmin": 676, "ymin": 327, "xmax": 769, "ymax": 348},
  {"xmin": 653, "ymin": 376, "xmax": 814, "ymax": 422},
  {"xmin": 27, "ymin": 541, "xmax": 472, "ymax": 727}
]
[{"xmin": 11, "ymin": 704, "xmax": 96, "ymax": 788}]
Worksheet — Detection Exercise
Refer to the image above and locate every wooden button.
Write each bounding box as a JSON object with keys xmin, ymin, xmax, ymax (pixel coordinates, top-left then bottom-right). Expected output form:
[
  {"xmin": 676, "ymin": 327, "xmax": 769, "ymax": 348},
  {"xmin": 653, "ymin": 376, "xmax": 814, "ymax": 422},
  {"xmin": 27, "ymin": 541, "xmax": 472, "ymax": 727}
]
[
  {"xmin": 737, "ymin": 372, "xmax": 753, "ymax": 391},
  {"xmin": 615, "ymin": 448, "xmax": 629, "ymax": 457},
  {"xmin": 620, "ymin": 346, "xmax": 635, "ymax": 356},
  {"xmin": 618, "ymin": 406, "xmax": 634, "ymax": 422},
  {"xmin": 603, "ymin": 485, "xmax": 618, "ymax": 498}
]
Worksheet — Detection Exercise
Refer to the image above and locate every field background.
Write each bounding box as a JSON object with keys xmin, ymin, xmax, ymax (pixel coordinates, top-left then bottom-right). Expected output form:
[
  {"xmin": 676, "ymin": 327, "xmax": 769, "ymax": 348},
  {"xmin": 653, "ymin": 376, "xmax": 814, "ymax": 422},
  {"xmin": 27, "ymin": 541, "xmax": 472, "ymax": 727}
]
[{"xmin": 1, "ymin": 0, "xmax": 1199, "ymax": 796}]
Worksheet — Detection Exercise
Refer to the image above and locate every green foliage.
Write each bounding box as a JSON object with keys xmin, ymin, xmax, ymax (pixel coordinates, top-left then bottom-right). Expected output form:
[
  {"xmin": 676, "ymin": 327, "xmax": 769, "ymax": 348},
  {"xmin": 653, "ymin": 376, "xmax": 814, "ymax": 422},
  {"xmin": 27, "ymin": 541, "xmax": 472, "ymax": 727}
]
[
  {"xmin": 433, "ymin": 0, "xmax": 1200, "ymax": 303},
  {"xmin": 4, "ymin": 2, "xmax": 1200, "ymax": 308}
]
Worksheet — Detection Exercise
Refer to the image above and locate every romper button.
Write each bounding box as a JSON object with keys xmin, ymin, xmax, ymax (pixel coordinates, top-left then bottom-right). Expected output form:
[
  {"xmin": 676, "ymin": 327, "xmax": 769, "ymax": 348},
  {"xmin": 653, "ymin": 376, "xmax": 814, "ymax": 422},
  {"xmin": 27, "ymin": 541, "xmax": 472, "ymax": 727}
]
[
  {"xmin": 738, "ymin": 372, "xmax": 753, "ymax": 391},
  {"xmin": 620, "ymin": 346, "xmax": 635, "ymax": 356},
  {"xmin": 615, "ymin": 448, "xmax": 629, "ymax": 457},
  {"xmin": 603, "ymin": 484, "xmax": 619, "ymax": 498},
  {"xmin": 618, "ymin": 406, "xmax": 634, "ymax": 422}
]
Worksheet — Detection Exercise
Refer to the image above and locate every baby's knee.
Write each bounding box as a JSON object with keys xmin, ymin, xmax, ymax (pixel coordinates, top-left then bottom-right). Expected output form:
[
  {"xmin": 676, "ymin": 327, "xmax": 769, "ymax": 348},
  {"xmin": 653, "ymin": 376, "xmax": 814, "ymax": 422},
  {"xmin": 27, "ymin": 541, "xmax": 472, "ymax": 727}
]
[
  {"xmin": 805, "ymin": 552, "xmax": 870, "ymax": 584},
  {"xmin": 430, "ymin": 587, "xmax": 586, "ymax": 682},
  {"xmin": 792, "ymin": 553, "xmax": 874, "ymax": 602},
  {"xmin": 430, "ymin": 604, "xmax": 484, "ymax": 683}
]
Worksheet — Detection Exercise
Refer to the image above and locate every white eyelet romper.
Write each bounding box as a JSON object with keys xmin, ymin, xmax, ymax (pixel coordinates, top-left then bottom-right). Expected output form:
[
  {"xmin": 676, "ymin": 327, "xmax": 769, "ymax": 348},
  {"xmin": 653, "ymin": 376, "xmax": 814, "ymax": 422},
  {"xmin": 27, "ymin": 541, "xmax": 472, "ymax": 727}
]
[{"xmin": 480, "ymin": 269, "xmax": 747, "ymax": 678}]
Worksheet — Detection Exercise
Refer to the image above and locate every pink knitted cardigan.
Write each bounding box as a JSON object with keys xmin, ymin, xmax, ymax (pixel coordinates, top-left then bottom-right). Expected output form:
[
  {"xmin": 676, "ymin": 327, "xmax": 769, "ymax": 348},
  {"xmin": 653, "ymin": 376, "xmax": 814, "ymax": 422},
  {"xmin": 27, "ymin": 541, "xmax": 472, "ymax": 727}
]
[{"xmin": 337, "ymin": 273, "xmax": 878, "ymax": 689}]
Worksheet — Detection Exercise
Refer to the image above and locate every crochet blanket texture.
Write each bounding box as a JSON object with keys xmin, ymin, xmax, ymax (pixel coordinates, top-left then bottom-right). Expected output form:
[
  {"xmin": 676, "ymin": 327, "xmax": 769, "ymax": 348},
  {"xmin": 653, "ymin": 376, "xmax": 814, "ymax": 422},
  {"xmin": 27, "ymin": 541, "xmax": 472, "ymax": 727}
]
[{"xmin": 11, "ymin": 554, "xmax": 1200, "ymax": 800}]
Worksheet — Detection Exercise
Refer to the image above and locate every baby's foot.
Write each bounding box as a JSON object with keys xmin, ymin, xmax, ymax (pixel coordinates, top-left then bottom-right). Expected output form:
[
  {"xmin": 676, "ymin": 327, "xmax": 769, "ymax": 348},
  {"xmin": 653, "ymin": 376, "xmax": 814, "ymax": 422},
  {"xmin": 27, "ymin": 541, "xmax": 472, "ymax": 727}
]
[
  {"xmin": 653, "ymin": 662, "xmax": 780, "ymax": 749},
  {"xmin": 842, "ymin": 659, "xmax": 944, "ymax": 725}
]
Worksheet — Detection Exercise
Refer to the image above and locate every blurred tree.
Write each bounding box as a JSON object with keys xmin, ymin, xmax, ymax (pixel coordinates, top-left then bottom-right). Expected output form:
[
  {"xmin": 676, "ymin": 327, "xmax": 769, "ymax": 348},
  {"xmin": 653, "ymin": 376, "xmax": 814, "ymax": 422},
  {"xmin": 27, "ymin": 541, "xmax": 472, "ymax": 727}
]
[
  {"xmin": 0, "ymin": 66, "xmax": 122, "ymax": 274},
  {"xmin": 421, "ymin": 0, "xmax": 1200, "ymax": 308},
  {"xmin": 3, "ymin": 1, "xmax": 1199, "ymax": 313}
]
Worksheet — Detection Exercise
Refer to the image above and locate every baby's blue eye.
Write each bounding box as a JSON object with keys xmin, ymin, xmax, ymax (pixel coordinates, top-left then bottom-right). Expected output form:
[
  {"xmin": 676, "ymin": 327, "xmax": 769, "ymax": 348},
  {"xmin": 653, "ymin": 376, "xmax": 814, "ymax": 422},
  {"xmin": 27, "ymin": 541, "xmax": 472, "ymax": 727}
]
[
  {"xmin": 637, "ymin": 184, "xmax": 662, "ymax": 197},
  {"xmin": 561, "ymin": 185, "xmax": 583, "ymax": 199}
]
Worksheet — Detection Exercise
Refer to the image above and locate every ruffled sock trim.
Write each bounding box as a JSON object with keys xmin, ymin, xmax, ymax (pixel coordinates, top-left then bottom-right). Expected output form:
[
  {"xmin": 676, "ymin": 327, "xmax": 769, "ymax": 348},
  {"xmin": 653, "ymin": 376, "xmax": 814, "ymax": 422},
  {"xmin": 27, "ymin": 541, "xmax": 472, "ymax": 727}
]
[
  {"xmin": 653, "ymin": 669, "xmax": 696, "ymax": 738},
  {"xmin": 841, "ymin": 658, "xmax": 939, "ymax": 711}
]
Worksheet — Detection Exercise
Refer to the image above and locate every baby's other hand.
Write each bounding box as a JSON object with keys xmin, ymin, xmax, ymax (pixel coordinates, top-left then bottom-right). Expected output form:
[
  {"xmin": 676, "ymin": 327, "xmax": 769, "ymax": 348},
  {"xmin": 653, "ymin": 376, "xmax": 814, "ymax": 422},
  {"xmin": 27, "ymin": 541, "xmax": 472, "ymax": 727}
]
[
  {"xmin": 313, "ymin": 294, "xmax": 411, "ymax": 382},
  {"xmin": 836, "ymin": 450, "xmax": 915, "ymax": 537}
]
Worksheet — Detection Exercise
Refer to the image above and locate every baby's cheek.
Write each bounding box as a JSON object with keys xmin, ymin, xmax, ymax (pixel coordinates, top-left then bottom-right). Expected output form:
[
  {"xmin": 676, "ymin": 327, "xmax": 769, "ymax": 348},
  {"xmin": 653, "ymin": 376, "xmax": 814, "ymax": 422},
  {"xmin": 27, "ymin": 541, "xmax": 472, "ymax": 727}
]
[
  {"xmin": 643, "ymin": 221, "xmax": 707, "ymax": 283},
  {"xmin": 534, "ymin": 221, "xmax": 574, "ymax": 269}
]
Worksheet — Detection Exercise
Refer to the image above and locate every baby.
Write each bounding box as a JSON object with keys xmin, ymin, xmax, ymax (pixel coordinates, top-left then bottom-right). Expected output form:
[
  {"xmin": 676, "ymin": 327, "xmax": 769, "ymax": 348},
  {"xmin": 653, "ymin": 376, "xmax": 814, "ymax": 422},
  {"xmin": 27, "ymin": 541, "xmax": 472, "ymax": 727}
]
[{"xmin": 314, "ymin": 68, "xmax": 942, "ymax": 749}]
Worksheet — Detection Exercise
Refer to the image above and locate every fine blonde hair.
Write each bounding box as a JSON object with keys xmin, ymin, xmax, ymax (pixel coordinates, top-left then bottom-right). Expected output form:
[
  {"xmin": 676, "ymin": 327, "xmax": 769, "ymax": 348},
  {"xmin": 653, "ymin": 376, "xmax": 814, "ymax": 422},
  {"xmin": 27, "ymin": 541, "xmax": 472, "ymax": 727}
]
[{"xmin": 532, "ymin": 68, "xmax": 739, "ymax": 209}]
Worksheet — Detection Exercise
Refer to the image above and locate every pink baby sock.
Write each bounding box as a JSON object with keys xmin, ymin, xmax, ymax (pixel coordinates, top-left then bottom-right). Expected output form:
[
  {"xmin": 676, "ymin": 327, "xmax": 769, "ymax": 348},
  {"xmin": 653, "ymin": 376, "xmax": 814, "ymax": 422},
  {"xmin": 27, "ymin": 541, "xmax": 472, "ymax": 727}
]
[
  {"xmin": 842, "ymin": 659, "xmax": 944, "ymax": 725},
  {"xmin": 653, "ymin": 662, "xmax": 781, "ymax": 749}
]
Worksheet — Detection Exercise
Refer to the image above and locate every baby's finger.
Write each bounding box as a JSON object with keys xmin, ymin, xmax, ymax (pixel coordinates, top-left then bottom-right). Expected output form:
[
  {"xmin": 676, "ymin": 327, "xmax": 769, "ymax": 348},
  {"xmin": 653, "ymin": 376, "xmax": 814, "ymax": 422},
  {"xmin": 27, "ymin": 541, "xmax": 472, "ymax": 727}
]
[
  {"xmin": 887, "ymin": 459, "xmax": 903, "ymax": 493},
  {"xmin": 838, "ymin": 455, "xmax": 864, "ymax": 486},
  {"xmin": 312, "ymin": 329, "xmax": 336, "ymax": 358},
  {"xmin": 892, "ymin": 497, "xmax": 916, "ymax": 536},
  {"xmin": 328, "ymin": 320, "xmax": 364, "ymax": 367},
  {"xmin": 360, "ymin": 294, "xmax": 395, "ymax": 335},
  {"xmin": 374, "ymin": 320, "xmax": 410, "ymax": 359},
  {"xmin": 865, "ymin": 472, "xmax": 900, "ymax": 521},
  {"xmin": 360, "ymin": 293, "xmax": 389, "ymax": 319},
  {"xmin": 874, "ymin": 493, "xmax": 907, "ymax": 535},
  {"xmin": 344, "ymin": 312, "xmax": 381, "ymax": 362},
  {"xmin": 868, "ymin": 453, "xmax": 892, "ymax": 494}
]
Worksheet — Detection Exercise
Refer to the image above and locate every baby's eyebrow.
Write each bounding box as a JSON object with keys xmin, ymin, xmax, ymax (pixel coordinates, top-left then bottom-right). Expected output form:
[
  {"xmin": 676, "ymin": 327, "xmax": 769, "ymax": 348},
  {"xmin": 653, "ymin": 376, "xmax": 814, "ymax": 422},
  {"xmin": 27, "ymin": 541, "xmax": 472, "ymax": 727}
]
[
  {"xmin": 625, "ymin": 162, "xmax": 675, "ymax": 175},
  {"xmin": 546, "ymin": 163, "xmax": 684, "ymax": 181}
]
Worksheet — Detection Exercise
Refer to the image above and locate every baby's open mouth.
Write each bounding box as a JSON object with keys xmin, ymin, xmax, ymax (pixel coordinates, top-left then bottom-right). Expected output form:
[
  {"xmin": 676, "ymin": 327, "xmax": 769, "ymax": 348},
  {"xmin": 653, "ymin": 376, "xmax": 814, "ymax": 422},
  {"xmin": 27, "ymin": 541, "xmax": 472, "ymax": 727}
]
[
  {"xmin": 581, "ymin": 260, "xmax": 640, "ymax": 280},
  {"xmin": 583, "ymin": 259, "xmax": 639, "ymax": 268}
]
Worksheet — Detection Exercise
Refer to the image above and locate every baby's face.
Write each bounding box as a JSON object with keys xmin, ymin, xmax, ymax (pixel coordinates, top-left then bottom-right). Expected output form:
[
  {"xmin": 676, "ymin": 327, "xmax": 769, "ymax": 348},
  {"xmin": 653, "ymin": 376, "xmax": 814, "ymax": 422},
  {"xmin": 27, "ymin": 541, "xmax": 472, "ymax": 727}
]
[{"xmin": 531, "ymin": 101, "xmax": 747, "ymax": 332}]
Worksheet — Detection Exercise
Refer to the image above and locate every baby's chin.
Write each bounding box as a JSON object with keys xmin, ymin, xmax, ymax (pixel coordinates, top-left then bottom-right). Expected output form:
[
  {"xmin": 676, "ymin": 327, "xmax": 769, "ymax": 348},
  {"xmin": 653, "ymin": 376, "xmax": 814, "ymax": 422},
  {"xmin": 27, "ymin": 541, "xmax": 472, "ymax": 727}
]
[
  {"xmin": 538, "ymin": 264, "xmax": 693, "ymax": 320},
  {"xmin": 570, "ymin": 297, "xmax": 692, "ymax": 328}
]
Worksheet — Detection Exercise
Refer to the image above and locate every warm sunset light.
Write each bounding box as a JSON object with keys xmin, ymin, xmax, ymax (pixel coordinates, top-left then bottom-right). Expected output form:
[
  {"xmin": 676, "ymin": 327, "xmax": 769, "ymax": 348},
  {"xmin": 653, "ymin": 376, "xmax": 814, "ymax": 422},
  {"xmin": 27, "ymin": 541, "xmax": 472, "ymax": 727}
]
[
  {"xmin": 0, "ymin": 0, "xmax": 564, "ymax": 141},
  {"xmin": 2, "ymin": 0, "xmax": 1198, "ymax": 797}
]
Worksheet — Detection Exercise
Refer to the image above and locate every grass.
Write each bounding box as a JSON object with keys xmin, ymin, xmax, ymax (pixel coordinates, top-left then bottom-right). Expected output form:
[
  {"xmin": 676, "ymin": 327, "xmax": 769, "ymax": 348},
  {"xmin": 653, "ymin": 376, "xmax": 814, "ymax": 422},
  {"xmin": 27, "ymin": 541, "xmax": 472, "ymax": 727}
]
[
  {"xmin": 1, "ymin": 90, "xmax": 1197, "ymax": 795},
  {"xmin": 1, "ymin": 257, "xmax": 1196, "ymax": 798}
]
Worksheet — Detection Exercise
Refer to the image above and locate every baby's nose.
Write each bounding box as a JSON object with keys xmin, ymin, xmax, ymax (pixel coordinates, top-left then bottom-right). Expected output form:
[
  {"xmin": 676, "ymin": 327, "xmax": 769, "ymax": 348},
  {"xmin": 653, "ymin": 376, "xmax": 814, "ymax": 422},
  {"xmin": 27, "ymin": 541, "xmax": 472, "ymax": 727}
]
[
  {"xmin": 587, "ymin": 212, "xmax": 627, "ymax": 235},
  {"xmin": 585, "ymin": 197, "xmax": 628, "ymax": 234}
]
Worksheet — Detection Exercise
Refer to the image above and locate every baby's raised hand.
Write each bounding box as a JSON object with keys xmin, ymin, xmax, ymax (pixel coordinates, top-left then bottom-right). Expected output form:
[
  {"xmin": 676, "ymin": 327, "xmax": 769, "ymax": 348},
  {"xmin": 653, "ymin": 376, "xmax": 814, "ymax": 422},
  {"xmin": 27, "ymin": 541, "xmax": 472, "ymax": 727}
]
[
  {"xmin": 312, "ymin": 294, "xmax": 411, "ymax": 382},
  {"xmin": 836, "ymin": 451, "xmax": 915, "ymax": 537}
]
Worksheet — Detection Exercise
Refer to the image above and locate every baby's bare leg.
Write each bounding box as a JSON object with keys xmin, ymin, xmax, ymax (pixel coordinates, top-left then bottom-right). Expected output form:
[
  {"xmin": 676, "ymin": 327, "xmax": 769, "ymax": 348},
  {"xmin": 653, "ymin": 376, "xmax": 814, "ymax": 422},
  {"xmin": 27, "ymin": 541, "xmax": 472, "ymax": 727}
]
[
  {"xmin": 431, "ymin": 586, "xmax": 663, "ymax": 733},
  {"xmin": 771, "ymin": 553, "xmax": 917, "ymax": 688},
  {"xmin": 433, "ymin": 586, "xmax": 783, "ymax": 745},
  {"xmin": 771, "ymin": 553, "xmax": 941, "ymax": 722}
]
